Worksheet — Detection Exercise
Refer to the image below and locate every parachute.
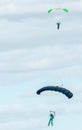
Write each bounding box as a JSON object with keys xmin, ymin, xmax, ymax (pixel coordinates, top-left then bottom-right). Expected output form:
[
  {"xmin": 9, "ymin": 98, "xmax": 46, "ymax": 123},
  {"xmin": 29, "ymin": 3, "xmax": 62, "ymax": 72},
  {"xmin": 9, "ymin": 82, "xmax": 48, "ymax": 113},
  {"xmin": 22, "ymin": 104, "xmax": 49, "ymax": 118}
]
[
  {"xmin": 36, "ymin": 86, "xmax": 73, "ymax": 99},
  {"xmin": 48, "ymin": 8, "xmax": 69, "ymax": 30},
  {"xmin": 48, "ymin": 8, "xmax": 69, "ymax": 14}
]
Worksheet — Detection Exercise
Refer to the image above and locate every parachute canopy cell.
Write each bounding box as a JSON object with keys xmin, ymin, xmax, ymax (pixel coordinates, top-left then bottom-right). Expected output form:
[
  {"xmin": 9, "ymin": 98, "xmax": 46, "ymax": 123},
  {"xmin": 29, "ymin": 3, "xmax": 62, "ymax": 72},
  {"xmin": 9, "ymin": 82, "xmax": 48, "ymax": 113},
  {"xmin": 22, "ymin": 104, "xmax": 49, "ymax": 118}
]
[
  {"xmin": 36, "ymin": 86, "xmax": 73, "ymax": 99},
  {"xmin": 48, "ymin": 8, "xmax": 69, "ymax": 13}
]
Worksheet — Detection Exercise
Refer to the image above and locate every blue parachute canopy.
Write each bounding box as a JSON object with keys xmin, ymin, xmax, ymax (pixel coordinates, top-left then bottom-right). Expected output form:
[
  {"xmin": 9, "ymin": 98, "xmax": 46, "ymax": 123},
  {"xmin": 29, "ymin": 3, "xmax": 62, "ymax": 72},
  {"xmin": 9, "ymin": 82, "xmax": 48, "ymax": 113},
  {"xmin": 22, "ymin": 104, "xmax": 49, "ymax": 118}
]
[{"xmin": 36, "ymin": 86, "xmax": 73, "ymax": 99}]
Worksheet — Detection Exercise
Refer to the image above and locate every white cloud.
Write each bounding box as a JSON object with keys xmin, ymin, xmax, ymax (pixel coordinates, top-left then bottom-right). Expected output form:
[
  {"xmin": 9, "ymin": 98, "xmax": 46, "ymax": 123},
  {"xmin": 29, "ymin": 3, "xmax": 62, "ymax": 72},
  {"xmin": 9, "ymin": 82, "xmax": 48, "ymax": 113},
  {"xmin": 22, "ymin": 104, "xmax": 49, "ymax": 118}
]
[
  {"xmin": 0, "ymin": 45, "xmax": 82, "ymax": 72},
  {"xmin": 0, "ymin": 1, "xmax": 81, "ymax": 129}
]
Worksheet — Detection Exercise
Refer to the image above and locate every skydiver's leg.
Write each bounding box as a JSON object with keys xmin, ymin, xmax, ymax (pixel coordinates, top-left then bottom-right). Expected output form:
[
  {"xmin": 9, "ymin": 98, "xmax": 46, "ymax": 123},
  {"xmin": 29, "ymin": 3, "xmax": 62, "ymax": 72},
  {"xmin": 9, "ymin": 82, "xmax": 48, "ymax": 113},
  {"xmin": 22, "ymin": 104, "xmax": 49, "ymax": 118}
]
[
  {"xmin": 48, "ymin": 119, "xmax": 51, "ymax": 126},
  {"xmin": 48, "ymin": 120, "xmax": 50, "ymax": 126},
  {"xmin": 51, "ymin": 120, "xmax": 53, "ymax": 126}
]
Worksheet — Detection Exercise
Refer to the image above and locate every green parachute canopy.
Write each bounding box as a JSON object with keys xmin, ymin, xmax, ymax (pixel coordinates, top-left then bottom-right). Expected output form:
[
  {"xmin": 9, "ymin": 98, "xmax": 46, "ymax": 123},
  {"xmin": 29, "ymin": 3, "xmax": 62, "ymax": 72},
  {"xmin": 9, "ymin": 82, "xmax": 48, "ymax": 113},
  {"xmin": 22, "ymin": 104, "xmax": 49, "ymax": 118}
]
[{"xmin": 48, "ymin": 8, "xmax": 69, "ymax": 13}]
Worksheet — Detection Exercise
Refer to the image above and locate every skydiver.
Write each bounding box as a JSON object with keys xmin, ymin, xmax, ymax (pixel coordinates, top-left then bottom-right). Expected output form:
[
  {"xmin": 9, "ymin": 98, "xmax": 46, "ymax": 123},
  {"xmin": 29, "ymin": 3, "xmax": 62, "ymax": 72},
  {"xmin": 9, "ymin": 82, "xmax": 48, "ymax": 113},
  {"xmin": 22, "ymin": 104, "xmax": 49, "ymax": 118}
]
[
  {"xmin": 48, "ymin": 111, "xmax": 55, "ymax": 126},
  {"xmin": 56, "ymin": 22, "xmax": 61, "ymax": 30}
]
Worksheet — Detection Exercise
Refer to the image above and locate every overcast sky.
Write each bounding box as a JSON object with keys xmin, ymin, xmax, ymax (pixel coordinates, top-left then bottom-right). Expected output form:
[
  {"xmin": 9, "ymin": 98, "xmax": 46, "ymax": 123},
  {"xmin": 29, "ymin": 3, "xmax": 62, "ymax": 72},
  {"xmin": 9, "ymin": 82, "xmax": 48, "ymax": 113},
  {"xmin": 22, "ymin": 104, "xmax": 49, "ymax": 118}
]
[{"xmin": 0, "ymin": 0, "xmax": 82, "ymax": 130}]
